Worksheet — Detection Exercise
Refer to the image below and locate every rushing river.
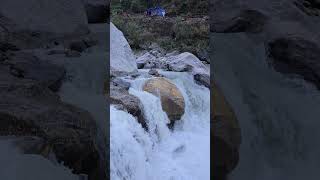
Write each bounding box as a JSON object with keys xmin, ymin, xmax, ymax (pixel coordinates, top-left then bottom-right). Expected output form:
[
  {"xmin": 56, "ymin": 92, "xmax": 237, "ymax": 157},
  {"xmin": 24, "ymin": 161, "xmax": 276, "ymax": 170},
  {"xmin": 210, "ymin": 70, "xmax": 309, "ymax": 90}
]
[{"xmin": 110, "ymin": 70, "xmax": 210, "ymax": 180}]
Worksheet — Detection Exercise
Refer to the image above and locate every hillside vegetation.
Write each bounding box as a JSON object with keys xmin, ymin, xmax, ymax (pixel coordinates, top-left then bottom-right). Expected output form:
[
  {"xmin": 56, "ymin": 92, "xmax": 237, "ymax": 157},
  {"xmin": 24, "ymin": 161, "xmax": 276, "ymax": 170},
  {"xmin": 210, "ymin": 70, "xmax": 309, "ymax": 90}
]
[{"xmin": 111, "ymin": 0, "xmax": 209, "ymax": 62}]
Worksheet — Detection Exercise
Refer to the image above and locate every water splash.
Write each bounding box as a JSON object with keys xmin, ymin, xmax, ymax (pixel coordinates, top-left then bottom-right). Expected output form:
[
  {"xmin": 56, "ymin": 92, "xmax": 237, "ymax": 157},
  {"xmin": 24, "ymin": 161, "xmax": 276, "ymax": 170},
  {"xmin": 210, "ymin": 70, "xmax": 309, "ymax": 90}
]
[{"xmin": 110, "ymin": 70, "xmax": 210, "ymax": 180}]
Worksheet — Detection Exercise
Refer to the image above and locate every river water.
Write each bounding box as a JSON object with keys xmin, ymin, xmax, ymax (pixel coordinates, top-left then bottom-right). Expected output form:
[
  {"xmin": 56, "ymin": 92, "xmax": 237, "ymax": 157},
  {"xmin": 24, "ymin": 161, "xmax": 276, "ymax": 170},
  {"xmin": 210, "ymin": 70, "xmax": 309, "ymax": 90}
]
[{"xmin": 110, "ymin": 70, "xmax": 210, "ymax": 180}]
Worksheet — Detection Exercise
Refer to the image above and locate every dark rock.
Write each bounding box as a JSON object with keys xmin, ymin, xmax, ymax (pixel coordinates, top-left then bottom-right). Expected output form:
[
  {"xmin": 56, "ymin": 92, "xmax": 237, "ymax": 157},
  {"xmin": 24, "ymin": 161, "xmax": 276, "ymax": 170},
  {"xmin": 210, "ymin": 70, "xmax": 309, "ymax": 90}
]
[
  {"xmin": 194, "ymin": 73, "xmax": 210, "ymax": 88},
  {"xmin": 47, "ymin": 49, "xmax": 66, "ymax": 55},
  {"xmin": 69, "ymin": 40, "xmax": 88, "ymax": 52},
  {"xmin": 148, "ymin": 69, "xmax": 162, "ymax": 77},
  {"xmin": 13, "ymin": 136, "xmax": 49, "ymax": 156},
  {"xmin": 85, "ymin": 4, "xmax": 109, "ymax": 24},
  {"xmin": 212, "ymin": 10, "xmax": 268, "ymax": 33},
  {"xmin": 67, "ymin": 38, "xmax": 97, "ymax": 53},
  {"xmin": 0, "ymin": 42, "xmax": 20, "ymax": 52},
  {"xmin": 267, "ymin": 37, "xmax": 320, "ymax": 90},
  {"xmin": 111, "ymin": 77, "xmax": 131, "ymax": 90},
  {"xmin": 110, "ymin": 83, "xmax": 147, "ymax": 129},
  {"xmin": 72, "ymin": 24, "xmax": 91, "ymax": 37},
  {"xmin": 65, "ymin": 50, "xmax": 82, "ymax": 57},
  {"xmin": 295, "ymin": 0, "xmax": 320, "ymax": 16},
  {"xmin": 212, "ymin": 82, "xmax": 241, "ymax": 179},
  {"xmin": 6, "ymin": 52, "xmax": 66, "ymax": 92},
  {"xmin": 0, "ymin": 67, "xmax": 103, "ymax": 179},
  {"xmin": 137, "ymin": 62, "xmax": 145, "ymax": 69},
  {"xmin": 83, "ymin": 37, "xmax": 99, "ymax": 47},
  {"xmin": 197, "ymin": 49, "xmax": 210, "ymax": 63}
]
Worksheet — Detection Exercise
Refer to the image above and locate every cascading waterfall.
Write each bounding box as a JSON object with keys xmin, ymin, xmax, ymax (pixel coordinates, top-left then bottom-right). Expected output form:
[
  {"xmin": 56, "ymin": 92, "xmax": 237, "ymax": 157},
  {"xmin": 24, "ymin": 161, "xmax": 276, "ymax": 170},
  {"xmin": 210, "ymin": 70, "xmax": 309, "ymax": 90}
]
[{"xmin": 110, "ymin": 70, "xmax": 210, "ymax": 180}]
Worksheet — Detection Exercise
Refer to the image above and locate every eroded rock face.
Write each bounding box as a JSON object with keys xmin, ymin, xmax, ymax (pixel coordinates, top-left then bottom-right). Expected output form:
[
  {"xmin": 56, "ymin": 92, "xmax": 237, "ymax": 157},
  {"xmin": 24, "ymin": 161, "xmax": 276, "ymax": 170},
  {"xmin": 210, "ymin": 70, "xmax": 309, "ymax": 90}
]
[
  {"xmin": 143, "ymin": 77, "xmax": 185, "ymax": 121},
  {"xmin": 267, "ymin": 37, "xmax": 320, "ymax": 90},
  {"xmin": 212, "ymin": 81, "xmax": 241, "ymax": 179},
  {"xmin": 0, "ymin": 66, "xmax": 102, "ymax": 179}
]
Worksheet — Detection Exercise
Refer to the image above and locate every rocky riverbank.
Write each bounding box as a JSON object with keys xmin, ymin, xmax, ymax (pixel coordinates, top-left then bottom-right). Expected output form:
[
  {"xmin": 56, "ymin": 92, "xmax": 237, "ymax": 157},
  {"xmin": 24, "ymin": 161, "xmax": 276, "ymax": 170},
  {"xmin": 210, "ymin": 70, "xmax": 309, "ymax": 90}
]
[
  {"xmin": 211, "ymin": 0, "xmax": 320, "ymax": 179},
  {"xmin": 0, "ymin": 0, "xmax": 109, "ymax": 179}
]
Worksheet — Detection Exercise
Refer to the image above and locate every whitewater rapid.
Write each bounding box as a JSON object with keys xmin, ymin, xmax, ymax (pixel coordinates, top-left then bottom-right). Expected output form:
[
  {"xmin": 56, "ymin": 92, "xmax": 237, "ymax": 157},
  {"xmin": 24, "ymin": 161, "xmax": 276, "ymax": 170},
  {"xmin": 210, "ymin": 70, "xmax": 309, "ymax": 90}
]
[{"xmin": 110, "ymin": 70, "xmax": 210, "ymax": 180}]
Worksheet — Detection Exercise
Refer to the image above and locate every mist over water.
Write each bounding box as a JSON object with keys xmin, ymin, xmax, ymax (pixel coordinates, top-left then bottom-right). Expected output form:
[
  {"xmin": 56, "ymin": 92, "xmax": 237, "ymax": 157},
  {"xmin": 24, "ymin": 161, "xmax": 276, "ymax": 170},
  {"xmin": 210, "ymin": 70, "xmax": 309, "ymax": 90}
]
[{"xmin": 110, "ymin": 70, "xmax": 210, "ymax": 180}]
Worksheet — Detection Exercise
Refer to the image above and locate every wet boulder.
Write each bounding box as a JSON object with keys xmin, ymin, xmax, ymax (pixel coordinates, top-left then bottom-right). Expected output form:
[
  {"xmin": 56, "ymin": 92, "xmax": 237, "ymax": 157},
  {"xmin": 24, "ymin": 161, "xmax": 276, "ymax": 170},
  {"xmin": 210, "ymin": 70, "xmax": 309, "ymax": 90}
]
[
  {"xmin": 143, "ymin": 77, "xmax": 185, "ymax": 121},
  {"xmin": 212, "ymin": 81, "xmax": 241, "ymax": 179},
  {"xmin": 194, "ymin": 73, "xmax": 210, "ymax": 88},
  {"xmin": 110, "ymin": 79, "xmax": 147, "ymax": 129}
]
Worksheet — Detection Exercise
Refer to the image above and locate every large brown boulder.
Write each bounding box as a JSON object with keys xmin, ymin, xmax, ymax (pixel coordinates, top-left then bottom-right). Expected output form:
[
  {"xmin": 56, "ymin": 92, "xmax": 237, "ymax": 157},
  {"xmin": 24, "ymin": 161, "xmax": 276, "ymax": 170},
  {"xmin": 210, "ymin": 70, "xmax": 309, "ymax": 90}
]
[
  {"xmin": 212, "ymin": 81, "xmax": 241, "ymax": 179},
  {"xmin": 143, "ymin": 77, "xmax": 185, "ymax": 121}
]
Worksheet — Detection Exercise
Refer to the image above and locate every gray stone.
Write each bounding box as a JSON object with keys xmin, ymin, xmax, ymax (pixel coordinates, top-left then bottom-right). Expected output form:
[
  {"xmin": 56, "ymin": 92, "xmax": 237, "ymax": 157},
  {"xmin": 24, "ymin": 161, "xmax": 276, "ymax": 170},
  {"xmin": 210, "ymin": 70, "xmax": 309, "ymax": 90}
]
[
  {"xmin": 6, "ymin": 52, "xmax": 66, "ymax": 92},
  {"xmin": 110, "ymin": 82, "xmax": 147, "ymax": 129},
  {"xmin": 0, "ymin": 66, "xmax": 102, "ymax": 180},
  {"xmin": 194, "ymin": 73, "xmax": 210, "ymax": 88}
]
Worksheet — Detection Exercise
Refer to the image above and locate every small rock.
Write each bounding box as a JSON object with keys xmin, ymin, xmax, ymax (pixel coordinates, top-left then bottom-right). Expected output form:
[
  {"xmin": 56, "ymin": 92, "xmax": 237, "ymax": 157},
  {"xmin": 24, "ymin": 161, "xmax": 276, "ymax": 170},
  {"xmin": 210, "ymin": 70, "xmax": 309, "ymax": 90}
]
[
  {"xmin": 65, "ymin": 50, "xmax": 81, "ymax": 57},
  {"xmin": 136, "ymin": 52, "xmax": 157, "ymax": 69},
  {"xmin": 194, "ymin": 73, "xmax": 210, "ymax": 88},
  {"xmin": 166, "ymin": 52, "xmax": 209, "ymax": 74},
  {"xmin": 111, "ymin": 77, "xmax": 131, "ymax": 90},
  {"xmin": 148, "ymin": 69, "xmax": 162, "ymax": 77},
  {"xmin": 69, "ymin": 40, "xmax": 88, "ymax": 52}
]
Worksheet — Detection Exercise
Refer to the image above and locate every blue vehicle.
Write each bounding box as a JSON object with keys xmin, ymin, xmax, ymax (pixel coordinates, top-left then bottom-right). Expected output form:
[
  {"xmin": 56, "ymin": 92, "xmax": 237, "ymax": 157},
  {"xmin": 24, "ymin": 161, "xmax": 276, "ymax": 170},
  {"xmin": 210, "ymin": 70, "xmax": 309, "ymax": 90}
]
[{"xmin": 146, "ymin": 6, "xmax": 166, "ymax": 17}]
